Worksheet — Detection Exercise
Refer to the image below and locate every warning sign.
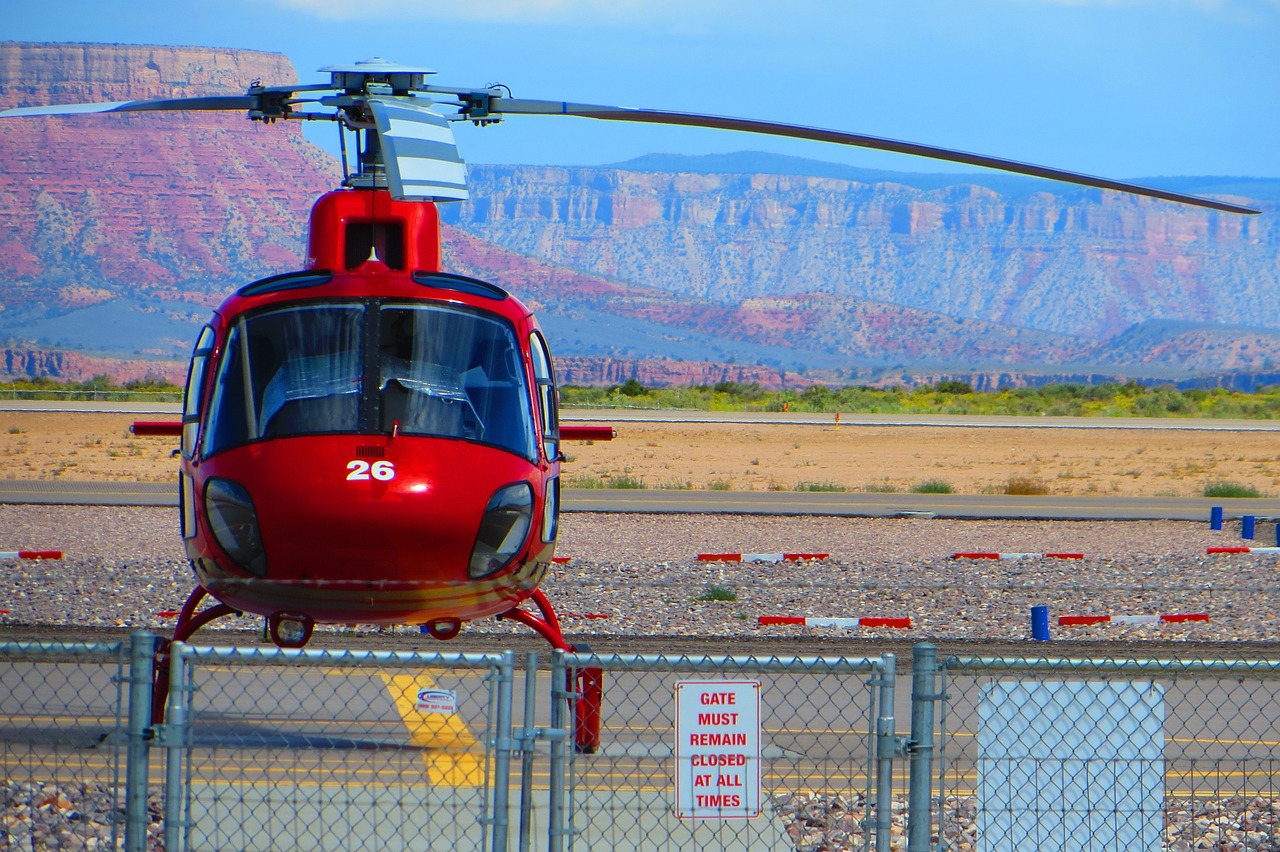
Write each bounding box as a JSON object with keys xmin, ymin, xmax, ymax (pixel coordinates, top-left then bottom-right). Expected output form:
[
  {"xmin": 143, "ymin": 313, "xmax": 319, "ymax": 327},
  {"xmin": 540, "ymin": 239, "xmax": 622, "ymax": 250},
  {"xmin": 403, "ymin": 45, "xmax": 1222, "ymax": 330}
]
[{"xmin": 674, "ymin": 680, "xmax": 761, "ymax": 819}]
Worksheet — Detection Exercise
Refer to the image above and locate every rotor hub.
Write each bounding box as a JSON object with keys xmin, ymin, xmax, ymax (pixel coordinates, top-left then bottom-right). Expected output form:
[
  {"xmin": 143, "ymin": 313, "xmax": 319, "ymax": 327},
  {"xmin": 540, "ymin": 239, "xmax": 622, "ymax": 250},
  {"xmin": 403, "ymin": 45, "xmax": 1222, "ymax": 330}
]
[{"xmin": 319, "ymin": 58, "xmax": 436, "ymax": 96}]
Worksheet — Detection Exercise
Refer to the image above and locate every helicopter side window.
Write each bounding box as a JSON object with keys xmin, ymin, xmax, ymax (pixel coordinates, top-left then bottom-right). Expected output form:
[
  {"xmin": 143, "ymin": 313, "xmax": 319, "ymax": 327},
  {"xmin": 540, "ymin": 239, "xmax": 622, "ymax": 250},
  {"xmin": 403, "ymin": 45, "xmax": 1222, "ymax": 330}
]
[
  {"xmin": 530, "ymin": 331, "xmax": 559, "ymax": 462},
  {"xmin": 182, "ymin": 326, "xmax": 215, "ymax": 459},
  {"xmin": 379, "ymin": 304, "xmax": 537, "ymax": 460},
  {"xmin": 205, "ymin": 305, "xmax": 364, "ymax": 455}
]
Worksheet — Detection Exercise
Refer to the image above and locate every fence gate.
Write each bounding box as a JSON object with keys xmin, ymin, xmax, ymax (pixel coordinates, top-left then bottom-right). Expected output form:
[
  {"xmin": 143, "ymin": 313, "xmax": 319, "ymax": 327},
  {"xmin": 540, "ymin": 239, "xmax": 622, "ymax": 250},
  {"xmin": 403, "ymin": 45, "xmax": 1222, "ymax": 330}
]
[
  {"xmin": 550, "ymin": 651, "xmax": 893, "ymax": 852},
  {"xmin": 165, "ymin": 644, "xmax": 516, "ymax": 852}
]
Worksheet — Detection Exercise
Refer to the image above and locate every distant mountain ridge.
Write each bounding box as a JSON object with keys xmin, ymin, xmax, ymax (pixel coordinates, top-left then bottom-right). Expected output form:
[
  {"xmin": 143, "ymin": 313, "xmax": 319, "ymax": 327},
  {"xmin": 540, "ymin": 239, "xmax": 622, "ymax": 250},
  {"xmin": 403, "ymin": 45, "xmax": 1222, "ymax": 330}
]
[
  {"xmin": 448, "ymin": 164, "xmax": 1276, "ymax": 340},
  {"xmin": 1, "ymin": 41, "xmax": 1279, "ymax": 390},
  {"xmin": 609, "ymin": 151, "xmax": 1280, "ymax": 203}
]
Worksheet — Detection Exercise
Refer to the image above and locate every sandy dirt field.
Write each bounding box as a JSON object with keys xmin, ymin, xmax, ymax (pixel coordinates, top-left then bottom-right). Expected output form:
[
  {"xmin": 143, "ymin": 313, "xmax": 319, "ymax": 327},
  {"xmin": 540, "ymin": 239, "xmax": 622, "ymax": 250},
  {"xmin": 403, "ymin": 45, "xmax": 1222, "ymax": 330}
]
[{"xmin": 1, "ymin": 410, "xmax": 1277, "ymax": 497}]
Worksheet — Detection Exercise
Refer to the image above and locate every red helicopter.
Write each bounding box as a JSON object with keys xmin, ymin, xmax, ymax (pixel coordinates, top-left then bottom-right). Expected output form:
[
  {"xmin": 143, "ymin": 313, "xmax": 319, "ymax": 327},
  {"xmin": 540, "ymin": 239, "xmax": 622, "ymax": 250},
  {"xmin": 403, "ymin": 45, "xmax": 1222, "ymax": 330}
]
[{"xmin": 1, "ymin": 58, "xmax": 1258, "ymax": 739}]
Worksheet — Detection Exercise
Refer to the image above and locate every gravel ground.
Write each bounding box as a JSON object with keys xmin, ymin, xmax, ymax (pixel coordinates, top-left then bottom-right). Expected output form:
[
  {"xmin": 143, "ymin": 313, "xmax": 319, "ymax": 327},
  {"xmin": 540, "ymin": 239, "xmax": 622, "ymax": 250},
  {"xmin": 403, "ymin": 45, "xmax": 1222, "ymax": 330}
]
[
  {"xmin": 4, "ymin": 505, "xmax": 1280, "ymax": 850},
  {"xmin": 1, "ymin": 504, "xmax": 1277, "ymax": 643}
]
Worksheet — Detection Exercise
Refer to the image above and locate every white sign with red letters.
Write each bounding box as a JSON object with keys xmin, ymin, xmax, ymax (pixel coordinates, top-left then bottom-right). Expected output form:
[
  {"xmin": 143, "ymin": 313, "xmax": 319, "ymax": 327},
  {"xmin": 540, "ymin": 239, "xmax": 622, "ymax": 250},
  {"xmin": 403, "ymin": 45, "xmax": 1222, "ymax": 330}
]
[{"xmin": 674, "ymin": 680, "xmax": 761, "ymax": 819}]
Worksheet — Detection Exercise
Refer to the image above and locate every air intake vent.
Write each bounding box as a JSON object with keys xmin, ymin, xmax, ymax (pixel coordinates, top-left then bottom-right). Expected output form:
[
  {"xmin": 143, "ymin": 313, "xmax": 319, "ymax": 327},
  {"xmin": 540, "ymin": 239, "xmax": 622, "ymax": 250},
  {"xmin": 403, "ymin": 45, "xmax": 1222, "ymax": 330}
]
[{"xmin": 356, "ymin": 445, "xmax": 386, "ymax": 459}]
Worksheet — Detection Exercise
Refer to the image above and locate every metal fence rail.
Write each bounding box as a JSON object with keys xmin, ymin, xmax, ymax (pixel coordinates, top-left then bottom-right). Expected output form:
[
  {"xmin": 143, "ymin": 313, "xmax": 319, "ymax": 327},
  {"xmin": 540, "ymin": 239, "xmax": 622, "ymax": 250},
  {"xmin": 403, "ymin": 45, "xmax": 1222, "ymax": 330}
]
[{"xmin": 932, "ymin": 655, "xmax": 1280, "ymax": 852}]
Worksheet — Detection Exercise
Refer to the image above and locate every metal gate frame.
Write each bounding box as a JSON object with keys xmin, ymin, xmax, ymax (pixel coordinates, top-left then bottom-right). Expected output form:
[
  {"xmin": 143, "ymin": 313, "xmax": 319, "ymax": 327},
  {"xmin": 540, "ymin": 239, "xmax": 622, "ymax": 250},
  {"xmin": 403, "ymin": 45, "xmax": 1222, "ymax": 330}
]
[
  {"xmin": 161, "ymin": 642, "xmax": 516, "ymax": 852},
  {"xmin": 549, "ymin": 650, "xmax": 899, "ymax": 852}
]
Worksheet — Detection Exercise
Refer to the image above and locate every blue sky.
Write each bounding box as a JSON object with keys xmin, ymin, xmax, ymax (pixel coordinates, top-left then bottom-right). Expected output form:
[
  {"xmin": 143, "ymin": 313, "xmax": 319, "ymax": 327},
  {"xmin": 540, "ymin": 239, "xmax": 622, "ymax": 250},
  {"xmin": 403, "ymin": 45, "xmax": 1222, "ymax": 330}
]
[{"xmin": 6, "ymin": 0, "xmax": 1279, "ymax": 179}]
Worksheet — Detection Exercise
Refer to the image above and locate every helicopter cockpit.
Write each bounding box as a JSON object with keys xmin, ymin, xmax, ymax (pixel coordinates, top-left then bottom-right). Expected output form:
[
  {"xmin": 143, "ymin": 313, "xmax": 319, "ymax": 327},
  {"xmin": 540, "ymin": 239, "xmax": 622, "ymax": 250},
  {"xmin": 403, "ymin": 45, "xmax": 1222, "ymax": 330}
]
[{"xmin": 202, "ymin": 300, "xmax": 539, "ymax": 460}]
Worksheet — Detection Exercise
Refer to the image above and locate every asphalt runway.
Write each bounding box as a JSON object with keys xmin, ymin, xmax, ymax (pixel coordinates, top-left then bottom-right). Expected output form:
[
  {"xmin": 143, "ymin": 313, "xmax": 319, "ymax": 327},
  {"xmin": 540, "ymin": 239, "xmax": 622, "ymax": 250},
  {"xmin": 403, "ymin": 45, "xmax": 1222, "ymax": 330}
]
[{"xmin": 1, "ymin": 477, "xmax": 1273, "ymax": 521}]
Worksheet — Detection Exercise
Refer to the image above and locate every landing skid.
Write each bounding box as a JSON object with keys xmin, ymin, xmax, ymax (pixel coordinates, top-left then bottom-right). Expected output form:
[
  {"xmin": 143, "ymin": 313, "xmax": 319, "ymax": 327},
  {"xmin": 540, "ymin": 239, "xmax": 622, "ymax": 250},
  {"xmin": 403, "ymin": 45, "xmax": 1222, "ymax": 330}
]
[{"xmin": 151, "ymin": 585, "xmax": 605, "ymax": 751}]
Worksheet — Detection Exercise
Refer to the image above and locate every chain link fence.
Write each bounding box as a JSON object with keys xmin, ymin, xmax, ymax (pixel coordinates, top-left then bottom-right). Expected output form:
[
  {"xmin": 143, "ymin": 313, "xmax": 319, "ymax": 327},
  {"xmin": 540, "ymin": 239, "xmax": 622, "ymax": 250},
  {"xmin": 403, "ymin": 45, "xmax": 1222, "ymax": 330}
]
[
  {"xmin": 167, "ymin": 644, "xmax": 516, "ymax": 852},
  {"xmin": 932, "ymin": 655, "xmax": 1280, "ymax": 852},
  {"xmin": 5, "ymin": 635, "xmax": 1280, "ymax": 851},
  {"xmin": 552, "ymin": 652, "xmax": 893, "ymax": 852},
  {"xmin": 0, "ymin": 639, "xmax": 131, "ymax": 850}
]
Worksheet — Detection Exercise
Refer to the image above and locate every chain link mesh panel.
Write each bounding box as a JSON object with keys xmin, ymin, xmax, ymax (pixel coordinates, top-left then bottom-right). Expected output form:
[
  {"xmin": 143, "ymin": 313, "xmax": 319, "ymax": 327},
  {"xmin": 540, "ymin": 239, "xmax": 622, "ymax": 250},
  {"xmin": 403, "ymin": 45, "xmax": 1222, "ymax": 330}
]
[
  {"xmin": 171, "ymin": 645, "xmax": 513, "ymax": 852},
  {"xmin": 934, "ymin": 657, "xmax": 1280, "ymax": 852},
  {"xmin": 555, "ymin": 652, "xmax": 888, "ymax": 852},
  {"xmin": 0, "ymin": 641, "xmax": 129, "ymax": 851}
]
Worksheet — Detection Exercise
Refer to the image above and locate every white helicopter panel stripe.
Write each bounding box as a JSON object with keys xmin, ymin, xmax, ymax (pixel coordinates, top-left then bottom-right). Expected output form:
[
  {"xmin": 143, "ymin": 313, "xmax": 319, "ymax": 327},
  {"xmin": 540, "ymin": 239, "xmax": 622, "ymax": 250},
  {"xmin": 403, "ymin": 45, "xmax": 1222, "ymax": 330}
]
[{"xmin": 369, "ymin": 98, "xmax": 470, "ymax": 202}]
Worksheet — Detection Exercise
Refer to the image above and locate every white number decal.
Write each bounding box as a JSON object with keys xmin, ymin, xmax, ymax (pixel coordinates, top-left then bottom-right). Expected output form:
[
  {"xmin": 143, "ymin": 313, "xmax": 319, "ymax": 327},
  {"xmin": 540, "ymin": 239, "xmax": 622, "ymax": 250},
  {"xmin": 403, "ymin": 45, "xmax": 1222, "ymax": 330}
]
[{"xmin": 347, "ymin": 460, "xmax": 396, "ymax": 482}]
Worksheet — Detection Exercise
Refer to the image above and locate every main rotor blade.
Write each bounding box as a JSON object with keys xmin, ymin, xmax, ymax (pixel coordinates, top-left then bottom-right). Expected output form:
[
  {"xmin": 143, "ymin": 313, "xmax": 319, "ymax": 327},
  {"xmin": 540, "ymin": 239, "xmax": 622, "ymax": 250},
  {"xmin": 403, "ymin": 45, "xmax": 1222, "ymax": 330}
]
[
  {"xmin": 492, "ymin": 98, "xmax": 1260, "ymax": 215},
  {"xmin": 0, "ymin": 96, "xmax": 257, "ymax": 118}
]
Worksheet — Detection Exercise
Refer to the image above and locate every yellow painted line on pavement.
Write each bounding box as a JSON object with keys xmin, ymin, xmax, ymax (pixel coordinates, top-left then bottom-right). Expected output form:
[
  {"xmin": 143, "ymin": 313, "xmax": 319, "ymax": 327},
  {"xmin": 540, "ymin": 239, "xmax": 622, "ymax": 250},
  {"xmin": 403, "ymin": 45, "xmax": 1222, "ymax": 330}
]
[{"xmin": 380, "ymin": 673, "xmax": 485, "ymax": 788}]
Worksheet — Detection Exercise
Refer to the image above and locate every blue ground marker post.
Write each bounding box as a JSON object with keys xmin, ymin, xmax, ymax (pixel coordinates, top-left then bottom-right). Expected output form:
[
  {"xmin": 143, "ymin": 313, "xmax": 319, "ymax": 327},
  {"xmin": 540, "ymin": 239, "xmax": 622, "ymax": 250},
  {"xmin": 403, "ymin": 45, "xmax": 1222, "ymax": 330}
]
[
  {"xmin": 1243, "ymin": 515, "xmax": 1256, "ymax": 540},
  {"xmin": 1211, "ymin": 506, "xmax": 1224, "ymax": 530},
  {"xmin": 1031, "ymin": 605, "xmax": 1050, "ymax": 641}
]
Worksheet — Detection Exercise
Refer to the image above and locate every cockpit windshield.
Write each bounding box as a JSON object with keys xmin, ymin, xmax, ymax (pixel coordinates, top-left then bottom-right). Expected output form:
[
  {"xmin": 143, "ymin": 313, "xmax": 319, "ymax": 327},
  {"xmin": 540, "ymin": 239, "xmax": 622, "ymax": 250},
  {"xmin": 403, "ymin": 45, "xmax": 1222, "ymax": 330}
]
[{"xmin": 204, "ymin": 301, "xmax": 538, "ymax": 460}]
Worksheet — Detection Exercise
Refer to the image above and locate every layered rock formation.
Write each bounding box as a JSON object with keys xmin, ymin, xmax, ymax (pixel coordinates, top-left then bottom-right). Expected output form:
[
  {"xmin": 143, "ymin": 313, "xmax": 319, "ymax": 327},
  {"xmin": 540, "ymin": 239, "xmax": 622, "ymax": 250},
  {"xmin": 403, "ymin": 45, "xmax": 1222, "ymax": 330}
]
[
  {"xmin": 449, "ymin": 165, "xmax": 1278, "ymax": 340},
  {"xmin": 2, "ymin": 42, "xmax": 1279, "ymax": 388},
  {"xmin": 0, "ymin": 42, "xmax": 341, "ymax": 329}
]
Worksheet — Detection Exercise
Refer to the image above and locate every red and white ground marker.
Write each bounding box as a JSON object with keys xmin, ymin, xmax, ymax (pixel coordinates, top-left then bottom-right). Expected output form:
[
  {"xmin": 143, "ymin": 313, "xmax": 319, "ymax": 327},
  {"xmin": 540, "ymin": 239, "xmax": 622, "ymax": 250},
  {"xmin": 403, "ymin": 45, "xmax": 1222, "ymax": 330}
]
[
  {"xmin": 1207, "ymin": 546, "xmax": 1280, "ymax": 555},
  {"xmin": 1059, "ymin": 613, "xmax": 1209, "ymax": 627},
  {"xmin": 952, "ymin": 552, "xmax": 1084, "ymax": 560},
  {"xmin": 759, "ymin": 615, "xmax": 911, "ymax": 629},
  {"xmin": 0, "ymin": 550, "xmax": 62, "ymax": 560},
  {"xmin": 698, "ymin": 552, "xmax": 829, "ymax": 563}
]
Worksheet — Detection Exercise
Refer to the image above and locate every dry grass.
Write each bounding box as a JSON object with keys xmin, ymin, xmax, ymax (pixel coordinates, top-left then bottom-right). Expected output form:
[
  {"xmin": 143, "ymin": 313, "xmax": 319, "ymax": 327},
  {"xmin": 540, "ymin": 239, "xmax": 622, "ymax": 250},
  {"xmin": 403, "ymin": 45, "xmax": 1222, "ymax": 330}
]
[{"xmin": 1, "ymin": 411, "xmax": 1278, "ymax": 497}]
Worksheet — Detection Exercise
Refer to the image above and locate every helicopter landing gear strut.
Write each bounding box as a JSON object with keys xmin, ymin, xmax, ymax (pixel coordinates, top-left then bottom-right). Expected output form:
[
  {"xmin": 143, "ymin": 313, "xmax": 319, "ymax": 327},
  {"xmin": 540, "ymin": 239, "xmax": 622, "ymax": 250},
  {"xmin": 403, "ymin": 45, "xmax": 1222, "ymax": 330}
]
[
  {"xmin": 151, "ymin": 586, "xmax": 236, "ymax": 724},
  {"xmin": 499, "ymin": 589, "xmax": 604, "ymax": 753}
]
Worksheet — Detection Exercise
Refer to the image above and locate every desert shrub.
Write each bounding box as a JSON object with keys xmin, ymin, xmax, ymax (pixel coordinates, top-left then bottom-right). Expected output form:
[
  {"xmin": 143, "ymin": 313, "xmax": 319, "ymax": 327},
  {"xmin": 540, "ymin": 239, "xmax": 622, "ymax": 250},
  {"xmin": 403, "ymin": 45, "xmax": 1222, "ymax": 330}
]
[
  {"xmin": 795, "ymin": 481, "xmax": 847, "ymax": 492},
  {"xmin": 911, "ymin": 479, "xmax": 953, "ymax": 494},
  {"xmin": 697, "ymin": 585, "xmax": 738, "ymax": 602},
  {"xmin": 605, "ymin": 474, "xmax": 645, "ymax": 489},
  {"xmin": 1005, "ymin": 476, "xmax": 1050, "ymax": 496},
  {"xmin": 1203, "ymin": 480, "xmax": 1261, "ymax": 498}
]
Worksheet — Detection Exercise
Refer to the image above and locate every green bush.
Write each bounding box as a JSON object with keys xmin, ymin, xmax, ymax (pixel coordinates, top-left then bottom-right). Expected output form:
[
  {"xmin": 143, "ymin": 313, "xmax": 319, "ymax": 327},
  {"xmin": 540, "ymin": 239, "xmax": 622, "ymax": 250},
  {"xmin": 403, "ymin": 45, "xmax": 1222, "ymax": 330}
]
[
  {"xmin": 697, "ymin": 585, "xmax": 738, "ymax": 602},
  {"xmin": 911, "ymin": 479, "xmax": 953, "ymax": 494},
  {"xmin": 1203, "ymin": 480, "xmax": 1261, "ymax": 498},
  {"xmin": 794, "ymin": 481, "xmax": 847, "ymax": 492}
]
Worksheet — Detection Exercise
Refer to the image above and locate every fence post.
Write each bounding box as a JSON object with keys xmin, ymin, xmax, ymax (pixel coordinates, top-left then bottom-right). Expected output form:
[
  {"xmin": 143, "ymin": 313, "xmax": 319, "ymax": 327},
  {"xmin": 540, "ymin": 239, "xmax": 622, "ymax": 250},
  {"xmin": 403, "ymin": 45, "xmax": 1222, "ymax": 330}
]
[
  {"xmin": 491, "ymin": 651, "xmax": 516, "ymax": 852},
  {"xmin": 162, "ymin": 642, "xmax": 190, "ymax": 852},
  {"xmin": 873, "ymin": 653, "xmax": 898, "ymax": 852},
  {"xmin": 124, "ymin": 631, "xmax": 155, "ymax": 852},
  {"xmin": 518, "ymin": 651, "xmax": 538, "ymax": 852},
  {"xmin": 547, "ymin": 650, "xmax": 568, "ymax": 852},
  {"xmin": 907, "ymin": 643, "xmax": 938, "ymax": 852}
]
